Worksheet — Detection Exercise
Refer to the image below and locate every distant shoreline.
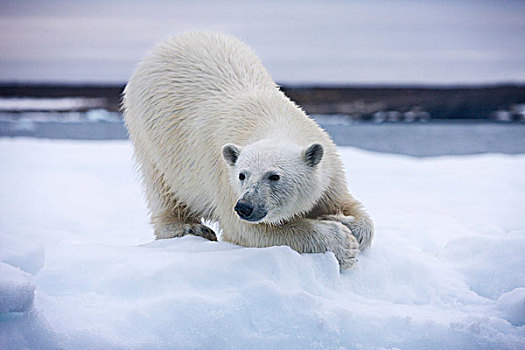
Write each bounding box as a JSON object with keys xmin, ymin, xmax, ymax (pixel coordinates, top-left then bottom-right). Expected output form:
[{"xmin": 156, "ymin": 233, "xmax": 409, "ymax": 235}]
[
  {"xmin": 1, "ymin": 81, "xmax": 524, "ymax": 156},
  {"xmin": 1, "ymin": 83, "xmax": 524, "ymax": 121}
]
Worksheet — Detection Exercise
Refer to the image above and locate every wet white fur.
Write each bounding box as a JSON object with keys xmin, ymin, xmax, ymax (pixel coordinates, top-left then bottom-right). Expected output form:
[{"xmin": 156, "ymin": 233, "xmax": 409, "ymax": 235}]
[{"xmin": 123, "ymin": 32, "xmax": 373, "ymax": 269}]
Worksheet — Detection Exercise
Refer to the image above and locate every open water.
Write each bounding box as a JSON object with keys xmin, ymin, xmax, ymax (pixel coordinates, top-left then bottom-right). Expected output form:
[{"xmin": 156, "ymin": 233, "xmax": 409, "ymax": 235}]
[{"xmin": 1, "ymin": 111, "xmax": 524, "ymax": 157}]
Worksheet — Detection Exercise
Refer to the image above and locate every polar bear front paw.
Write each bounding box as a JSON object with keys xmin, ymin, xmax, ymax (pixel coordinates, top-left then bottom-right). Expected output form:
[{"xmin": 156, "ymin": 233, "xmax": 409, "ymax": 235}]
[
  {"xmin": 333, "ymin": 223, "xmax": 360, "ymax": 269},
  {"xmin": 316, "ymin": 220, "xmax": 359, "ymax": 270},
  {"xmin": 319, "ymin": 214, "xmax": 373, "ymax": 251},
  {"xmin": 155, "ymin": 222, "xmax": 217, "ymax": 241},
  {"xmin": 183, "ymin": 224, "xmax": 218, "ymax": 241}
]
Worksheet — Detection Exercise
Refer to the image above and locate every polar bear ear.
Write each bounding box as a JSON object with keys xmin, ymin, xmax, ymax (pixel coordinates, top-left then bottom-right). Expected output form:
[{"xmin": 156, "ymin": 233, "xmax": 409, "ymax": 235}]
[
  {"xmin": 222, "ymin": 143, "xmax": 241, "ymax": 166},
  {"xmin": 303, "ymin": 143, "xmax": 324, "ymax": 167}
]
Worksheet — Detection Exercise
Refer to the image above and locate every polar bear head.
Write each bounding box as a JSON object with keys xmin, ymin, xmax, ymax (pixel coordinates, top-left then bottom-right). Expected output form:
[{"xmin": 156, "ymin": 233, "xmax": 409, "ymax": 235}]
[{"xmin": 222, "ymin": 139, "xmax": 325, "ymax": 224}]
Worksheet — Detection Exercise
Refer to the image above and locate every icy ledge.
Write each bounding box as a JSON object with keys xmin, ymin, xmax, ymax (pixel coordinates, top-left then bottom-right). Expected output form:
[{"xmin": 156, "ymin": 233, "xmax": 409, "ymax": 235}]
[
  {"xmin": 0, "ymin": 263, "xmax": 35, "ymax": 316},
  {"xmin": 1, "ymin": 139, "xmax": 524, "ymax": 349},
  {"xmin": 0, "ymin": 234, "xmax": 45, "ymax": 317}
]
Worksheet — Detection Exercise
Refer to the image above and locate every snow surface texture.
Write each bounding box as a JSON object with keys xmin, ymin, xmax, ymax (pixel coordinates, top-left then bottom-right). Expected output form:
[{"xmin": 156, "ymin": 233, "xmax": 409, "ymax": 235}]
[
  {"xmin": 0, "ymin": 97, "xmax": 105, "ymax": 112},
  {"xmin": 0, "ymin": 139, "xmax": 524, "ymax": 349}
]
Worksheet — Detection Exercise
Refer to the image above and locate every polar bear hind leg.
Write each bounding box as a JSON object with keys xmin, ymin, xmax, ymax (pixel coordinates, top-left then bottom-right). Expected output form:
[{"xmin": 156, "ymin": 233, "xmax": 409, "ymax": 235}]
[{"xmin": 134, "ymin": 147, "xmax": 217, "ymax": 242}]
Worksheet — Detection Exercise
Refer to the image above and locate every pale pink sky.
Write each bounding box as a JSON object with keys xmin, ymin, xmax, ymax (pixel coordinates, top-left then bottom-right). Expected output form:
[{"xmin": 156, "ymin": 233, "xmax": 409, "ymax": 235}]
[{"xmin": 1, "ymin": 0, "xmax": 524, "ymax": 85}]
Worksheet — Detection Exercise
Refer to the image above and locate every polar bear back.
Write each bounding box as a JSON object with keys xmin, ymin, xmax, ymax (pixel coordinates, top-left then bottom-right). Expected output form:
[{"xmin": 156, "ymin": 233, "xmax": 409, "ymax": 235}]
[
  {"xmin": 123, "ymin": 31, "xmax": 337, "ymax": 221},
  {"xmin": 127, "ymin": 32, "xmax": 275, "ymax": 108}
]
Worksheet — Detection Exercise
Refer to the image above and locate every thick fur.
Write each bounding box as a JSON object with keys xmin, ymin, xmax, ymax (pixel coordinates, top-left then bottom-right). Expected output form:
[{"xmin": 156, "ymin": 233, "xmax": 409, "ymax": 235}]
[{"xmin": 123, "ymin": 31, "xmax": 373, "ymax": 269}]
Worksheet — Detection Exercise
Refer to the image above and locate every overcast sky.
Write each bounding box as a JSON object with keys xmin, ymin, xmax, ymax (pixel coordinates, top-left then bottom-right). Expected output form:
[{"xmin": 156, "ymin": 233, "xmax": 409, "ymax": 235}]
[{"xmin": 1, "ymin": 0, "xmax": 524, "ymax": 85}]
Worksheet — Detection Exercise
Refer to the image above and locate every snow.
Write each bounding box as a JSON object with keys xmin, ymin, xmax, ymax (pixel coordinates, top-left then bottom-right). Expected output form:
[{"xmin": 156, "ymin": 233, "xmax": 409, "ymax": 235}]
[
  {"xmin": 0, "ymin": 97, "xmax": 106, "ymax": 112},
  {"xmin": 1, "ymin": 138, "xmax": 524, "ymax": 349},
  {"xmin": 0, "ymin": 109, "xmax": 122, "ymax": 124},
  {"xmin": 0, "ymin": 234, "xmax": 45, "ymax": 275},
  {"xmin": 497, "ymin": 288, "xmax": 525, "ymax": 327},
  {"xmin": 0, "ymin": 263, "xmax": 35, "ymax": 314}
]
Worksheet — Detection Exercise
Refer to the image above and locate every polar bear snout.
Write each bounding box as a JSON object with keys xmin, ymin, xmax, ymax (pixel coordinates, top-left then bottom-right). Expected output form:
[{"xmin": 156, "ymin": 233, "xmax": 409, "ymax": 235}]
[
  {"xmin": 234, "ymin": 201, "xmax": 253, "ymax": 218},
  {"xmin": 234, "ymin": 200, "xmax": 267, "ymax": 222}
]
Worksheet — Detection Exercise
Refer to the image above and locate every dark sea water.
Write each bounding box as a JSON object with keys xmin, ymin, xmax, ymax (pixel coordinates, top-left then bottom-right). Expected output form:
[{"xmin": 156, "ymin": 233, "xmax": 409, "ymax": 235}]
[
  {"xmin": 1, "ymin": 111, "xmax": 524, "ymax": 157},
  {"xmin": 320, "ymin": 121, "xmax": 525, "ymax": 157}
]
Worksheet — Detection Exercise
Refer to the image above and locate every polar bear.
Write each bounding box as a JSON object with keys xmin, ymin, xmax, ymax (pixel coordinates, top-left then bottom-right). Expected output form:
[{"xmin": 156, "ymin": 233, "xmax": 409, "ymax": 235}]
[{"xmin": 122, "ymin": 32, "xmax": 373, "ymax": 269}]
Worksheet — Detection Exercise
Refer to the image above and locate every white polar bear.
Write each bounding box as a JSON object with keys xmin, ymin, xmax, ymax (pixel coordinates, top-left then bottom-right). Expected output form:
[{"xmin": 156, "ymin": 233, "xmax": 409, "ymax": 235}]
[{"xmin": 123, "ymin": 31, "xmax": 373, "ymax": 269}]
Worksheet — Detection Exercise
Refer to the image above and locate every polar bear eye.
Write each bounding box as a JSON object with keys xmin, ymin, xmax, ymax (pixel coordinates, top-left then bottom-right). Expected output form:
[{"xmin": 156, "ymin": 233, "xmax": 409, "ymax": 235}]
[
  {"xmin": 268, "ymin": 174, "xmax": 280, "ymax": 181},
  {"xmin": 239, "ymin": 173, "xmax": 246, "ymax": 181}
]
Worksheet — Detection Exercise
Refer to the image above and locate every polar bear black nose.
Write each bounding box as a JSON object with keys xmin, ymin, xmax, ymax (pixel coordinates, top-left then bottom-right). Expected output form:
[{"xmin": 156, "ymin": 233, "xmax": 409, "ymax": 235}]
[{"xmin": 235, "ymin": 201, "xmax": 254, "ymax": 219}]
